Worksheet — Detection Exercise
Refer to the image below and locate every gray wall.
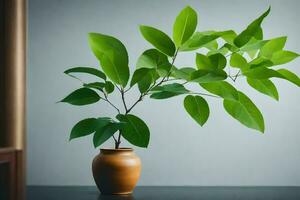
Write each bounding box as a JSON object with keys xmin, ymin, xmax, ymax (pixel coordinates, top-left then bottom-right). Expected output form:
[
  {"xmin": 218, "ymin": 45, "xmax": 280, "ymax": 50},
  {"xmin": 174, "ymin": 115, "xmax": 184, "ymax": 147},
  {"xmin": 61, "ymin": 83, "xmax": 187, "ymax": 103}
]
[{"xmin": 28, "ymin": 0, "xmax": 300, "ymax": 186}]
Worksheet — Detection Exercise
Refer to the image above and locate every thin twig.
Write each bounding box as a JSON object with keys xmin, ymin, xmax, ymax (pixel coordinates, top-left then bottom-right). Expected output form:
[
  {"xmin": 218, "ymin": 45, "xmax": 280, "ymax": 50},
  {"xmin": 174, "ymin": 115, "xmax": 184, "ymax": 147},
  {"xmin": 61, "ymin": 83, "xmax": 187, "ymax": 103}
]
[
  {"xmin": 102, "ymin": 98, "xmax": 120, "ymax": 114},
  {"xmin": 120, "ymin": 88, "xmax": 128, "ymax": 113},
  {"xmin": 233, "ymin": 70, "xmax": 241, "ymax": 81}
]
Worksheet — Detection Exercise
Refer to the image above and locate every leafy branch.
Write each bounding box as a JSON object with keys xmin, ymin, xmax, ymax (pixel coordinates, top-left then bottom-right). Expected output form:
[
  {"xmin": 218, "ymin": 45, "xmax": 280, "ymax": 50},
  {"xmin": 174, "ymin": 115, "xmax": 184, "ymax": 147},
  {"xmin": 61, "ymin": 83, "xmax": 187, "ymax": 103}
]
[{"xmin": 60, "ymin": 5, "xmax": 300, "ymax": 150}]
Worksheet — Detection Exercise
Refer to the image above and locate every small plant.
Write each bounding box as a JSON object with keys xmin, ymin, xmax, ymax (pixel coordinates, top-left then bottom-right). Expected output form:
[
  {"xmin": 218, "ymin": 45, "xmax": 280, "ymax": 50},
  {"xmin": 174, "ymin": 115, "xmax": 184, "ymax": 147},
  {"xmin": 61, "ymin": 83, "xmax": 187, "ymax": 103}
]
[{"xmin": 60, "ymin": 6, "xmax": 299, "ymax": 149}]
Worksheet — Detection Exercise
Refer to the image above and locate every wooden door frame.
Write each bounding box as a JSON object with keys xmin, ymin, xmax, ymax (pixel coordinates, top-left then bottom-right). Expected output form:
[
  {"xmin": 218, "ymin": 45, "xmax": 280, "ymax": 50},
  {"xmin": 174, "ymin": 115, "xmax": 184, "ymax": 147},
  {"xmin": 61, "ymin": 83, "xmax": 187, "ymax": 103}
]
[{"xmin": 0, "ymin": 0, "xmax": 27, "ymax": 199}]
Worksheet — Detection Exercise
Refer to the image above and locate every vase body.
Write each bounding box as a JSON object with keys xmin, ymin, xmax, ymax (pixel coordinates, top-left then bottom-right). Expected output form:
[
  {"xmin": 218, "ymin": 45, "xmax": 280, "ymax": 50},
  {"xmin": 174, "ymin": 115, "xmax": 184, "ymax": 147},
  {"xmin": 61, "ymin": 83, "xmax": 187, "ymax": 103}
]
[{"xmin": 92, "ymin": 148, "xmax": 141, "ymax": 195}]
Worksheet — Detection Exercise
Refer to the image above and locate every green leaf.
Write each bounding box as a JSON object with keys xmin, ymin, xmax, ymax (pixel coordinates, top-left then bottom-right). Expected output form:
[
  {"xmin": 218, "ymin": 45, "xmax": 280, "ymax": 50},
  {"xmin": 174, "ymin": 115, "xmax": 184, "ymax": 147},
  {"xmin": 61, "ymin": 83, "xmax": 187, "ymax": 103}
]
[
  {"xmin": 234, "ymin": 7, "xmax": 271, "ymax": 47},
  {"xmin": 84, "ymin": 81, "xmax": 114, "ymax": 94},
  {"xmin": 130, "ymin": 68, "xmax": 152, "ymax": 87},
  {"xmin": 205, "ymin": 40, "xmax": 218, "ymax": 50},
  {"xmin": 240, "ymin": 39, "xmax": 269, "ymax": 52},
  {"xmin": 180, "ymin": 30, "xmax": 233, "ymax": 51},
  {"xmin": 60, "ymin": 88, "xmax": 100, "ymax": 105},
  {"xmin": 150, "ymin": 83, "xmax": 190, "ymax": 99},
  {"xmin": 223, "ymin": 43, "xmax": 239, "ymax": 53},
  {"xmin": 221, "ymin": 30, "xmax": 237, "ymax": 45},
  {"xmin": 243, "ymin": 67, "xmax": 282, "ymax": 79},
  {"xmin": 259, "ymin": 36, "xmax": 286, "ymax": 58},
  {"xmin": 173, "ymin": 6, "xmax": 197, "ymax": 47},
  {"xmin": 171, "ymin": 67, "xmax": 196, "ymax": 80},
  {"xmin": 247, "ymin": 78, "xmax": 279, "ymax": 100},
  {"xmin": 138, "ymin": 70, "xmax": 157, "ymax": 93},
  {"xmin": 244, "ymin": 67, "xmax": 300, "ymax": 87},
  {"xmin": 84, "ymin": 82, "xmax": 105, "ymax": 91},
  {"xmin": 139, "ymin": 25, "xmax": 176, "ymax": 57},
  {"xmin": 190, "ymin": 69, "xmax": 227, "ymax": 83},
  {"xmin": 88, "ymin": 33, "xmax": 129, "ymax": 87},
  {"xmin": 70, "ymin": 118, "xmax": 98, "ymax": 140},
  {"xmin": 200, "ymin": 81, "xmax": 238, "ymax": 100},
  {"xmin": 223, "ymin": 91, "xmax": 265, "ymax": 132},
  {"xmin": 184, "ymin": 95, "xmax": 209, "ymax": 126},
  {"xmin": 249, "ymin": 57, "xmax": 273, "ymax": 68},
  {"xmin": 116, "ymin": 114, "xmax": 150, "ymax": 148},
  {"xmin": 230, "ymin": 53, "xmax": 249, "ymax": 70},
  {"xmin": 104, "ymin": 81, "xmax": 115, "ymax": 94},
  {"xmin": 277, "ymin": 69, "xmax": 300, "ymax": 87},
  {"xmin": 207, "ymin": 45, "xmax": 229, "ymax": 56},
  {"xmin": 136, "ymin": 49, "xmax": 169, "ymax": 69},
  {"xmin": 93, "ymin": 122, "xmax": 122, "ymax": 148},
  {"xmin": 64, "ymin": 67, "xmax": 106, "ymax": 80},
  {"xmin": 271, "ymin": 50, "xmax": 299, "ymax": 65},
  {"xmin": 196, "ymin": 53, "xmax": 226, "ymax": 70},
  {"xmin": 209, "ymin": 53, "xmax": 227, "ymax": 69},
  {"xmin": 196, "ymin": 53, "xmax": 212, "ymax": 70},
  {"xmin": 152, "ymin": 83, "xmax": 189, "ymax": 93}
]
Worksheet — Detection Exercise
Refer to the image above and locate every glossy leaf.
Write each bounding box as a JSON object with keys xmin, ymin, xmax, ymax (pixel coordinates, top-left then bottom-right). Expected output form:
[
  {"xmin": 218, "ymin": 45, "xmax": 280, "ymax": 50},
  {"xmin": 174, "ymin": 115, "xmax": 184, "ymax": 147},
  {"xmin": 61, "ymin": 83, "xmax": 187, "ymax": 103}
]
[
  {"xmin": 196, "ymin": 53, "xmax": 226, "ymax": 70},
  {"xmin": 150, "ymin": 83, "xmax": 190, "ymax": 99},
  {"xmin": 259, "ymin": 36, "xmax": 286, "ymax": 58},
  {"xmin": 196, "ymin": 53, "xmax": 212, "ymax": 70},
  {"xmin": 173, "ymin": 6, "xmax": 197, "ymax": 47},
  {"xmin": 221, "ymin": 30, "xmax": 237, "ymax": 45},
  {"xmin": 60, "ymin": 88, "xmax": 100, "ymax": 106},
  {"xmin": 240, "ymin": 39, "xmax": 269, "ymax": 52},
  {"xmin": 117, "ymin": 114, "xmax": 150, "ymax": 148},
  {"xmin": 200, "ymin": 81, "xmax": 238, "ymax": 100},
  {"xmin": 84, "ymin": 82, "xmax": 105, "ymax": 91},
  {"xmin": 93, "ymin": 122, "xmax": 123, "ymax": 148},
  {"xmin": 234, "ymin": 7, "xmax": 271, "ymax": 47},
  {"xmin": 190, "ymin": 69, "xmax": 227, "ymax": 83},
  {"xmin": 223, "ymin": 91, "xmax": 265, "ymax": 132},
  {"xmin": 184, "ymin": 95, "xmax": 209, "ymax": 126},
  {"xmin": 271, "ymin": 50, "xmax": 299, "ymax": 65},
  {"xmin": 243, "ymin": 67, "xmax": 282, "ymax": 79},
  {"xmin": 139, "ymin": 25, "xmax": 176, "ymax": 56},
  {"xmin": 207, "ymin": 45, "xmax": 229, "ymax": 56},
  {"xmin": 249, "ymin": 57, "xmax": 273, "ymax": 68},
  {"xmin": 138, "ymin": 71, "xmax": 157, "ymax": 93},
  {"xmin": 104, "ymin": 81, "xmax": 115, "ymax": 94},
  {"xmin": 247, "ymin": 78, "xmax": 279, "ymax": 100},
  {"xmin": 136, "ymin": 49, "xmax": 169, "ymax": 69},
  {"xmin": 64, "ymin": 67, "xmax": 106, "ymax": 80},
  {"xmin": 88, "ymin": 33, "xmax": 129, "ymax": 87},
  {"xmin": 277, "ymin": 69, "xmax": 300, "ymax": 87},
  {"xmin": 70, "ymin": 118, "xmax": 98, "ymax": 140},
  {"xmin": 205, "ymin": 40, "xmax": 218, "ymax": 50},
  {"xmin": 172, "ymin": 67, "xmax": 196, "ymax": 80},
  {"xmin": 230, "ymin": 53, "xmax": 249, "ymax": 70},
  {"xmin": 209, "ymin": 53, "xmax": 227, "ymax": 69},
  {"xmin": 180, "ymin": 30, "xmax": 233, "ymax": 51},
  {"xmin": 130, "ymin": 68, "xmax": 152, "ymax": 87},
  {"xmin": 244, "ymin": 67, "xmax": 300, "ymax": 87}
]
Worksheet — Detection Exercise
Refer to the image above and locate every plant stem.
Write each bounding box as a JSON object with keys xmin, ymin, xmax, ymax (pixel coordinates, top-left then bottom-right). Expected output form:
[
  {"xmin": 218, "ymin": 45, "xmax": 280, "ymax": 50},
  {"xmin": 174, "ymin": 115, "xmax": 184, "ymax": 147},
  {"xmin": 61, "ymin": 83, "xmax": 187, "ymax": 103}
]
[
  {"xmin": 102, "ymin": 95, "xmax": 120, "ymax": 114},
  {"xmin": 120, "ymin": 88, "xmax": 128, "ymax": 113},
  {"xmin": 126, "ymin": 49, "xmax": 179, "ymax": 114},
  {"xmin": 115, "ymin": 130, "xmax": 122, "ymax": 149}
]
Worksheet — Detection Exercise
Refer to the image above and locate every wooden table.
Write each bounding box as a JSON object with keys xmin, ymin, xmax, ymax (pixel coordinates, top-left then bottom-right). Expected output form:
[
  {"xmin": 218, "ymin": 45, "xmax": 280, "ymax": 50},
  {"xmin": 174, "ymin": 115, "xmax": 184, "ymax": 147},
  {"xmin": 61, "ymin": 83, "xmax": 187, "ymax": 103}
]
[{"xmin": 27, "ymin": 186, "xmax": 300, "ymax": 200}]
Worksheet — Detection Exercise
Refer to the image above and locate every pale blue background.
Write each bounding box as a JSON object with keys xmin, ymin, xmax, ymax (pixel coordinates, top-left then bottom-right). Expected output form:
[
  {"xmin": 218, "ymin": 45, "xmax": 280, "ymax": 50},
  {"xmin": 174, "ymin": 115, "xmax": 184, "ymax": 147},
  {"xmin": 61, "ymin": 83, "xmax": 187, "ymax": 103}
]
[{"xmin": 28, "ymin": 0, "xmax": 300, "ymax": 186}]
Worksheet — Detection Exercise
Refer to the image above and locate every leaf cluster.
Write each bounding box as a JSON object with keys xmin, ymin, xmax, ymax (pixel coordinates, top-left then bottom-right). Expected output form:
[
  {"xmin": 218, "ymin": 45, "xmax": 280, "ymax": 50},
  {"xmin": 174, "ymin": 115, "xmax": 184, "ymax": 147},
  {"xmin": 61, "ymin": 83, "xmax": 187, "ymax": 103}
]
[{"xmin": 60, "ymin": 6, "xmax": 299, "ymax": 148}]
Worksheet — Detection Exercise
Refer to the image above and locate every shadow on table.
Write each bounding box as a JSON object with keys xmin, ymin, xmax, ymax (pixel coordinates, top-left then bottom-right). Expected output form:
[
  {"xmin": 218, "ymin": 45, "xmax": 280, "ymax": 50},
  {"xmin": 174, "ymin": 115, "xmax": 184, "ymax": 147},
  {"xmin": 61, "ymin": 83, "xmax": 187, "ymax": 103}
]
[{"xmin": 98, "ymin": 194, "xmax": 135, "ymax": 200}]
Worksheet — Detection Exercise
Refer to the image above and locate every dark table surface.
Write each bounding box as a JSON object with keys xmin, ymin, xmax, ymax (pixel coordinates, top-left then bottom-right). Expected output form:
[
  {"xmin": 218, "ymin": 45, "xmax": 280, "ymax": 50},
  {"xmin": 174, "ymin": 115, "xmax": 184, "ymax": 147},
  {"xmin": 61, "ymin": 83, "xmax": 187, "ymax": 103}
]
[{"xmin": 27, "ymin": 186, "xmax": 300, "ymax": 200}]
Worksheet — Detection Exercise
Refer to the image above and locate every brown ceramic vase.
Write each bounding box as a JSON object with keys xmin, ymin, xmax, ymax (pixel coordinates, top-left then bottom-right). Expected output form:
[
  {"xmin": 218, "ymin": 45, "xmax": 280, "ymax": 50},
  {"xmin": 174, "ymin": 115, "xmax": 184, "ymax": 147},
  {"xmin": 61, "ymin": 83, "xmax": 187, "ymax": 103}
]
[{"xmin": 92, "ymin": 148, "xmax": 141, "ymax": 195}]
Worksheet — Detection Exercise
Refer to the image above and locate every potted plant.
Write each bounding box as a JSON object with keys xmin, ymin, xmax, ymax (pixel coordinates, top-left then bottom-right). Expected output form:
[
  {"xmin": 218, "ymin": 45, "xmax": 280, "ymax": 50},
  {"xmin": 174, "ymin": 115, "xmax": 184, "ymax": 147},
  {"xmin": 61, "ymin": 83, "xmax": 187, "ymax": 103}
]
[{"xmin": 60, "ymin": 5, "xmax": 299, "ymax": 195}]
